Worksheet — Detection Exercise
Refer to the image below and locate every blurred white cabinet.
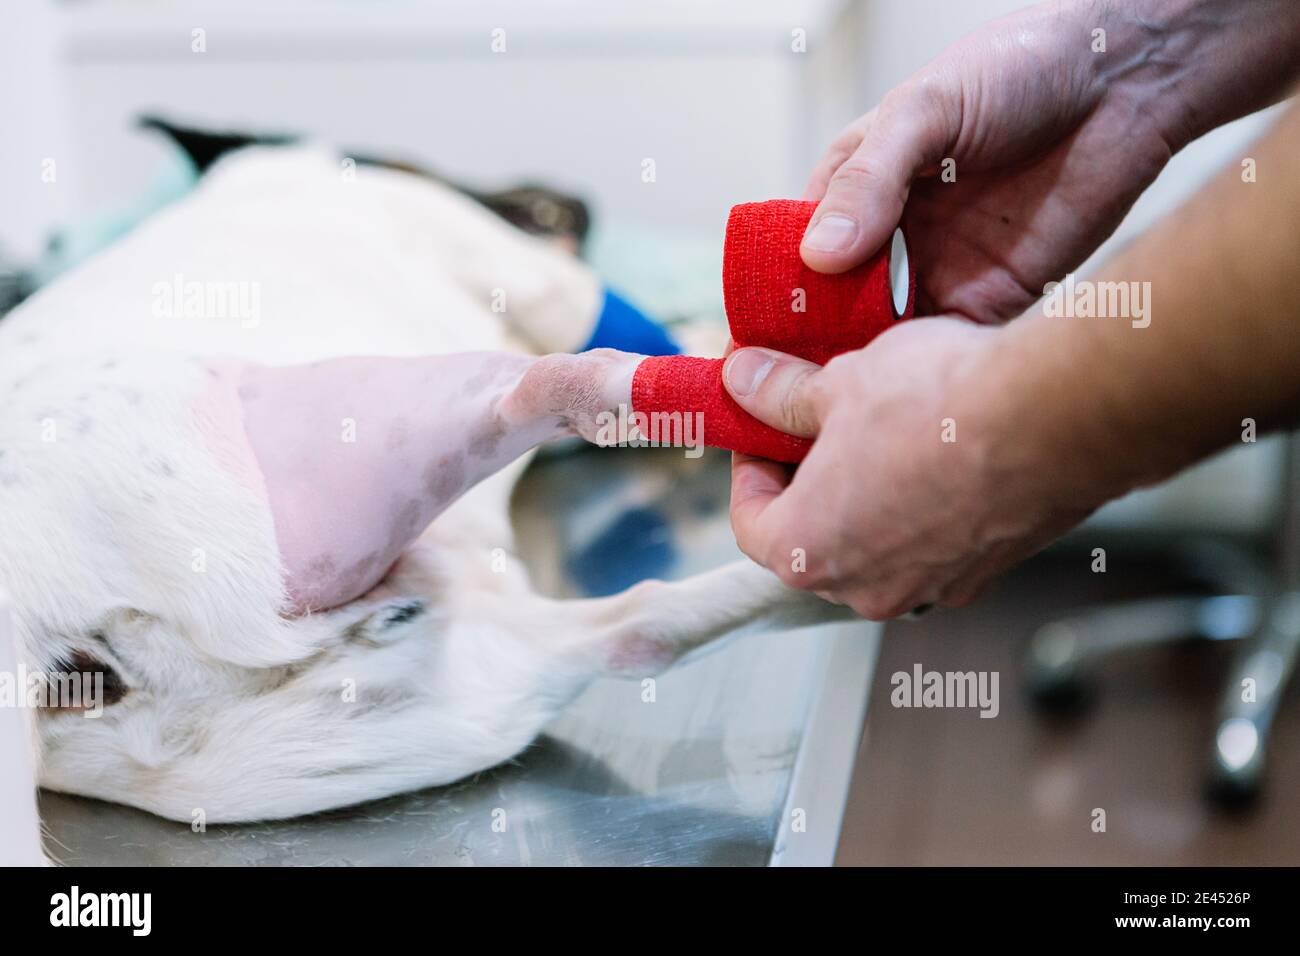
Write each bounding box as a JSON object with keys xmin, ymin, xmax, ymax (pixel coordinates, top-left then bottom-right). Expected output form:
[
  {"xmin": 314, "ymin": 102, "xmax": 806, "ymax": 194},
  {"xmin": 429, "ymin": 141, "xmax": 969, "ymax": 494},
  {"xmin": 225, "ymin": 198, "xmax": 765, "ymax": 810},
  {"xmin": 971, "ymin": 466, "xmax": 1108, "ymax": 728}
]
[{"xmin": 51, "ymin": 0, "xmax": 859, "ymax": 236}]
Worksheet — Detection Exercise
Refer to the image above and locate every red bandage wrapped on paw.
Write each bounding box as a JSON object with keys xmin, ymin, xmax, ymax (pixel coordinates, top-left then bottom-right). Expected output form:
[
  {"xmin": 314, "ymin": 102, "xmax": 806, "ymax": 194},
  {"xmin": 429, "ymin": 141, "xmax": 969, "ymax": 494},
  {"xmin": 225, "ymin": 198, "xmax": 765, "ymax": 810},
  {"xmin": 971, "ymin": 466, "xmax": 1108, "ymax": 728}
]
[{"xmin": 630, "ymin": 199, "xmax": 915, "ymax": 462}]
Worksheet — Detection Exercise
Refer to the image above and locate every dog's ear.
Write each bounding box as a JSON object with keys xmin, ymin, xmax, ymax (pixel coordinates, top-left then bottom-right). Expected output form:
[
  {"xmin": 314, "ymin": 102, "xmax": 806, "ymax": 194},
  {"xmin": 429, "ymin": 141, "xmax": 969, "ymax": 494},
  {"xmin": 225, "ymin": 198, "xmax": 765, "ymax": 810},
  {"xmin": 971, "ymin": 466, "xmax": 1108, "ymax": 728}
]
[{"xmin": 137, "ymin": 114, "xmax": 296, "ymax": 173}]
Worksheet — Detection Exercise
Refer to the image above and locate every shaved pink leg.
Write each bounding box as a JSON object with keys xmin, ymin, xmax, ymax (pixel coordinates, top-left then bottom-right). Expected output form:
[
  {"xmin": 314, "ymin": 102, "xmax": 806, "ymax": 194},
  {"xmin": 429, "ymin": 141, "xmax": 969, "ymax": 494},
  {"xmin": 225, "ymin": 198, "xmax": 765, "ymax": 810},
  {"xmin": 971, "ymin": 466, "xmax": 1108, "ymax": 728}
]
[{"xmin": 235, "ymin": 350, "xmax": 640, "ymax": 614}]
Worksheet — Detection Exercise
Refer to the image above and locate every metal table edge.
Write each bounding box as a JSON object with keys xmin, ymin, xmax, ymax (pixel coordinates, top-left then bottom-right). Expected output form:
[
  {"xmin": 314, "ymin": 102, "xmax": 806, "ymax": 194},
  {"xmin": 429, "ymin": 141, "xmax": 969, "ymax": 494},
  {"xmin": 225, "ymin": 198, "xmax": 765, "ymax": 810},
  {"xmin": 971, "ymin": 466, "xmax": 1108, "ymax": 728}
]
[{"xmin": 768, "ymin": 620, "xmax": 879, "ymax": 867}]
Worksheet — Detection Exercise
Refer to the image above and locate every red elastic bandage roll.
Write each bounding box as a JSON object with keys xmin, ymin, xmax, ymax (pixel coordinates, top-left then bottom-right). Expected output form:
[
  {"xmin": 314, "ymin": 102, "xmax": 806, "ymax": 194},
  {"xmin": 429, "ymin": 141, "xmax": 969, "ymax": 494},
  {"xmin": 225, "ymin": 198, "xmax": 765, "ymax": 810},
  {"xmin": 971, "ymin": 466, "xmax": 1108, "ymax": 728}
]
[{"xmin": 630, "ymin": 199, "xmax": 915, "ymax": 462}]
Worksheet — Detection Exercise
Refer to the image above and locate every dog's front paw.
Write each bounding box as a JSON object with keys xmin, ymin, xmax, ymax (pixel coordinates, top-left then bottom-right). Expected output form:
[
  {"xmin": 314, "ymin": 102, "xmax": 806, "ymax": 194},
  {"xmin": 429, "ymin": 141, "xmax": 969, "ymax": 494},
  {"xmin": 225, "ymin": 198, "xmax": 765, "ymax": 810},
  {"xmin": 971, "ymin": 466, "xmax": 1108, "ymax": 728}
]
[{"xmin": 502, "ymin": 350, "xmax": 641, "ymax": 444}]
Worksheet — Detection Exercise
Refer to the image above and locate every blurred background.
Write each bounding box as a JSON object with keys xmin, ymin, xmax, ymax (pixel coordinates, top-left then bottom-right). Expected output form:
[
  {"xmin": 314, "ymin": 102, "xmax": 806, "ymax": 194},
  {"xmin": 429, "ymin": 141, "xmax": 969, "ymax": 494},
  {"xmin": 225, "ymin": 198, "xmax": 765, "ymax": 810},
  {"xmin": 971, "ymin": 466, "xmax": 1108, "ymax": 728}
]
[{"xmin": 4, "ymin": 0, "xmax": 1295, "ymax": 865}]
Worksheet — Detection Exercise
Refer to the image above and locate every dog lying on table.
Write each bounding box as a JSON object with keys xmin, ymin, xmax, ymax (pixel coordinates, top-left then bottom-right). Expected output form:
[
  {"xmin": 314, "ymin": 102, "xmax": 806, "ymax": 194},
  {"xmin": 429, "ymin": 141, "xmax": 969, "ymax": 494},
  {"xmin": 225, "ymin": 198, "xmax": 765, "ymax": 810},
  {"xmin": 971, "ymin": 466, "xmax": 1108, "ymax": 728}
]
[{"xmin": 0, "ymin": 143, "xmax": 843, "ymax": 835}]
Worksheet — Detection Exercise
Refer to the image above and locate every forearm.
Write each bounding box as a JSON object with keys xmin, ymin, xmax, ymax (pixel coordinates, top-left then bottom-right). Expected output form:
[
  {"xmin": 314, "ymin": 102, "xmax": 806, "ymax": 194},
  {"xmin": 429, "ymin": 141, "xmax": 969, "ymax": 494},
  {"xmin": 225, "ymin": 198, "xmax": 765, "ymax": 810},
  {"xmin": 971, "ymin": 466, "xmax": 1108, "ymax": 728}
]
[
  {"xmin": 1097, "ymin": 0, "xmax": 1300, "ymax": 150},
  {"xmin": 984, "ymin": 95, "xmax": 1300, "ymax": 503}
]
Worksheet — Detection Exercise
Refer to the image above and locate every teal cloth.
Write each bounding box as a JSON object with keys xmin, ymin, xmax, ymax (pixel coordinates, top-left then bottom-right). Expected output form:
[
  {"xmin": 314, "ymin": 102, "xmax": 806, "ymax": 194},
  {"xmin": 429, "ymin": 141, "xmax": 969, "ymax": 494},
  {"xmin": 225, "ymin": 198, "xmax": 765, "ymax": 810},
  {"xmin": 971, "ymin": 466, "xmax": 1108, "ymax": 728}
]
[
  {"xmin": 582, "ymin": 224, "xmax": 726, "ymax": 333},
  {"xmin": 33, "ymin": 149, "xmax": 199, "ymax": 287}
]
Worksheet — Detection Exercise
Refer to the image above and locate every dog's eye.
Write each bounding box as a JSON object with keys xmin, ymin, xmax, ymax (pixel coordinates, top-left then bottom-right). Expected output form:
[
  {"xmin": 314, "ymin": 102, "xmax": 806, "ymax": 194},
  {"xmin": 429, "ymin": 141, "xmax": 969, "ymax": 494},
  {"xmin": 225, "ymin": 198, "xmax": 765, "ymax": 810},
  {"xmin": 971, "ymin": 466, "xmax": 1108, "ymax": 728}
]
[{"xmin": 45, "ymin": 651, "xmax": 129, "ymax": 709}]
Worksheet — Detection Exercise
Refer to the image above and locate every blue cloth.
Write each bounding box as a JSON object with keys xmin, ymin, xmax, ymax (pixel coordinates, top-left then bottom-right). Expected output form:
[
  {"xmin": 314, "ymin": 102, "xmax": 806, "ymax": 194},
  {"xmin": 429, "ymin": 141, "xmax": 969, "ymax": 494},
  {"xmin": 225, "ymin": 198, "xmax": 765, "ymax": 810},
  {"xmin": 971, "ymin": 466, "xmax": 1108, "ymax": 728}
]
[
  {"xmin": 565, "ymin": 507, "xmax": 676, "ymax": 597},
  {"xmin": 579, "ymin": 286, "xmax": 680, "ymax": 356}
]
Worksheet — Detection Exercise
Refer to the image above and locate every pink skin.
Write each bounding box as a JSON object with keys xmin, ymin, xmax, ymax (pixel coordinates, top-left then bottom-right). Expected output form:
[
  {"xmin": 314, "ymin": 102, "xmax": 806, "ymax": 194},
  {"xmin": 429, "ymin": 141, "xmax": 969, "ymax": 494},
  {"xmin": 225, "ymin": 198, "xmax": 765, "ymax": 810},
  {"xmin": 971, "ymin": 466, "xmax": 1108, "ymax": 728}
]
[{"xmin": 236, "ymin": 349, "xmax": 640, "ymax": 614}]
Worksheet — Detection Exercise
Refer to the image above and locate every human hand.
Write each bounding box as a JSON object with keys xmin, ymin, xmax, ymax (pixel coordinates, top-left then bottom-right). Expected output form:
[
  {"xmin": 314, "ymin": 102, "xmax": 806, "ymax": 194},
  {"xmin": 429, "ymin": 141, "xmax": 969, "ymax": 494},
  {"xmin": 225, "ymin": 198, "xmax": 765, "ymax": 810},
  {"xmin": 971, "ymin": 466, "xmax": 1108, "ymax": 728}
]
[
  {"xmin": 723, "ymin": 320, "xmax": 1114, "ymax": 618},
  {"xmin": 801, "ymin": 0, "xmax": 1185, "ymax": 321}
]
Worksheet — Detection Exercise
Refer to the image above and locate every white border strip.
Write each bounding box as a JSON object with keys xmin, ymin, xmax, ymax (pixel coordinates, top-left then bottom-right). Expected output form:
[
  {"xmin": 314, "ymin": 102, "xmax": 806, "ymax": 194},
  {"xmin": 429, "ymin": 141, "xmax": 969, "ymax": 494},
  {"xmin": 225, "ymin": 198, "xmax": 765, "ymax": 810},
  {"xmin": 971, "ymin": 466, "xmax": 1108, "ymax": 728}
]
[{"xmin": 0, "ymin": 590, "xmax": 46, "ymax": 866}]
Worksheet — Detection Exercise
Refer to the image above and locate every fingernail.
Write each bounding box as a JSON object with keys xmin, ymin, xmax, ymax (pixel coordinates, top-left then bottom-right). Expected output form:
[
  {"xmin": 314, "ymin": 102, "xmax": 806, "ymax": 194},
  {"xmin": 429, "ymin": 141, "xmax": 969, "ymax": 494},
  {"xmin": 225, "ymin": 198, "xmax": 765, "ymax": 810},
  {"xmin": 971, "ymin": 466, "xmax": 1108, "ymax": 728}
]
[
  {"xmin": 802, "ymin": 214, "xmax": 858, "ymax": 253},
  {"xmin": 725, "ymin": 349, "xmax": 775, "ymax": 397}
]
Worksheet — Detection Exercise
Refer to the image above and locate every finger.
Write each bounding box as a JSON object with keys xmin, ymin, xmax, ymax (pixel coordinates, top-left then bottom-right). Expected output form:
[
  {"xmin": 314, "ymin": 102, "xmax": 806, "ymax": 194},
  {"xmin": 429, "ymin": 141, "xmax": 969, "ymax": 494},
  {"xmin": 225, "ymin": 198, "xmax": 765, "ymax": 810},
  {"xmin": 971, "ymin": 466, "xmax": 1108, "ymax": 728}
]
[
  {"xmin": 729, "ymin": 451, "xmax": 792, "ymax": 566},
  {"xmin": 722, "ymin": 347, "xmax": 825, "ymax": 439},
  {"xmin": 900, "ymin": 603, "xmax": 935, "ymax": 620},
  {"xmin": 801, "ymin": 85, "xmax": 955, "ymax": 274},
  {"xmin": 801, "ymin": 113, "xmax": 872, "ymax": 201},
  {"xmin": 803, "ymin": 144, "xmax": 855, "ymax": 203},
  {"xmin": 832, "ymin": 570, "xmax": 943, "ymax": 622}
]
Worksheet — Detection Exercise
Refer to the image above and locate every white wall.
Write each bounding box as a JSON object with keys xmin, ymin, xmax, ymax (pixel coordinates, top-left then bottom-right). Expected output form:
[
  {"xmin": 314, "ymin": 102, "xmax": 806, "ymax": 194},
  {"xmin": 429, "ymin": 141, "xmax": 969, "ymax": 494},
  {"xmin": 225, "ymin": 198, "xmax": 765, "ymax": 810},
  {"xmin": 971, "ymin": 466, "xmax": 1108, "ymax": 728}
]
[
  {"xmin": 854, "ymin": 0, "xmax": 1029, "ymax": 106},
  {"xmin": 1, "ymin": 0, "xmax": 858, "ymax": 250},
  {"xmin": 0, "ymin": 1, "xmax": 74, "ymax": 261}
]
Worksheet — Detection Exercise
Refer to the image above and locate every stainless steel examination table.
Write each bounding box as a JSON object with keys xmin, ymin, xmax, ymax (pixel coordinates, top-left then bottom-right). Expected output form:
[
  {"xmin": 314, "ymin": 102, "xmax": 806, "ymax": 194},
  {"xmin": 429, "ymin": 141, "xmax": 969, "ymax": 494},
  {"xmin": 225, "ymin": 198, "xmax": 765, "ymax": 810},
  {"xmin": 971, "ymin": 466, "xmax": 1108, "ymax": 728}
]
[{"xmin": 40, "ymin": 447, "xmax": 879, "ymax": 866}]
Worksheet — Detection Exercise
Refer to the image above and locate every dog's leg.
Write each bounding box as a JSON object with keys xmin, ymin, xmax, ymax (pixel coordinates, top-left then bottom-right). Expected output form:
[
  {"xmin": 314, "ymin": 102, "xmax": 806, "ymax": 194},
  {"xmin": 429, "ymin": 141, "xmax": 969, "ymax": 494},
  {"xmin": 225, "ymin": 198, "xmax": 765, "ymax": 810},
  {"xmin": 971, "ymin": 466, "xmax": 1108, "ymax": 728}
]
[
  {"xmin": 237, "ymin": 349, "xmax": 644, "ymax": 613},
  {"xmin": 535, "ymin": 558, "xmax": 854, "ymax": 678}
]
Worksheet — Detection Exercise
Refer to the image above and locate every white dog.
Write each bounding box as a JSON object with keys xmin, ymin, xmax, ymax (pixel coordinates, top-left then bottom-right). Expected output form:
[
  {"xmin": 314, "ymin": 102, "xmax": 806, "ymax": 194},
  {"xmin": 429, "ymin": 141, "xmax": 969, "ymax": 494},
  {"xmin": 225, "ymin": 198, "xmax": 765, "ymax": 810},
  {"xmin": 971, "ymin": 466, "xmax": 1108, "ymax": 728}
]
[{"xmin": 0, "ymin": 146, "xmax": 838, "ymax": 855}]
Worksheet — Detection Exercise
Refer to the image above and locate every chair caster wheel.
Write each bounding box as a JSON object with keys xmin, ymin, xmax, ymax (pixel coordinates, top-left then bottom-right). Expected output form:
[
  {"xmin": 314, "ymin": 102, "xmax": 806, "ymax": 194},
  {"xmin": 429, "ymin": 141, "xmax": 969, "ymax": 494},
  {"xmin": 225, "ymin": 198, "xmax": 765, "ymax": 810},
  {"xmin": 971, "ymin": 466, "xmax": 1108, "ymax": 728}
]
[
  {"xmin": 1206, "ymin": 717, "xmax": 1264, "ymax": 811},
  {"xmin": 1025, "ymin": 671, "xmax": 1091, "ymax": 715},
  {"xmin": 1205, "ymin": 772, "xmax": 1261, "ymax": 812},
  {"xmin": 1026, "ymin": 623, "xmax": 1092, "ymax": 714}
]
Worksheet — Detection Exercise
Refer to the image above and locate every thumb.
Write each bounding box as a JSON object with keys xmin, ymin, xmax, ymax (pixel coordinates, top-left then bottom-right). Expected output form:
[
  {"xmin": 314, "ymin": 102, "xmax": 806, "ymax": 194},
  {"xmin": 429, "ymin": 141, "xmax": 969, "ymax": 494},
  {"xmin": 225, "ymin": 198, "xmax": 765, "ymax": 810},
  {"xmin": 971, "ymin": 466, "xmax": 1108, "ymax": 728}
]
[
  {"xmin": 722, "ymin": 347, "xmax": 825, "ymax": 439},
  {"xmin": 801, "ymin": 86, "xmax": 953, "ymax": 274}
]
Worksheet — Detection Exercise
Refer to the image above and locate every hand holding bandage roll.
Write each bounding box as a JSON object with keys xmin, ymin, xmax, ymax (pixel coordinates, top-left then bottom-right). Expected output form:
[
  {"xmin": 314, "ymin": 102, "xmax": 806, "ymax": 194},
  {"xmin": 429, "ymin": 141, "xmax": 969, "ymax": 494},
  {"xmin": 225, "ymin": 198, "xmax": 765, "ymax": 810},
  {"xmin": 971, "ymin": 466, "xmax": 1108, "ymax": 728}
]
[{"xmin": 630, "ymin": 200, "xmax": 915, "ymax": 462}]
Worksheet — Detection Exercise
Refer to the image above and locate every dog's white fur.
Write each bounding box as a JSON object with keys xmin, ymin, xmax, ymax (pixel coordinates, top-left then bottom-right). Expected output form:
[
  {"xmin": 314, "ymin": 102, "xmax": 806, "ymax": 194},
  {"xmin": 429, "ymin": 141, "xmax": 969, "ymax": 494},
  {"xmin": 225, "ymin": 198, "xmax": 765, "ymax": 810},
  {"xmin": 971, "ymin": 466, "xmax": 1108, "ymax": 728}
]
[{"xmin": 0, "ymin": 148, "xmax": 836, "ymax": 850}]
